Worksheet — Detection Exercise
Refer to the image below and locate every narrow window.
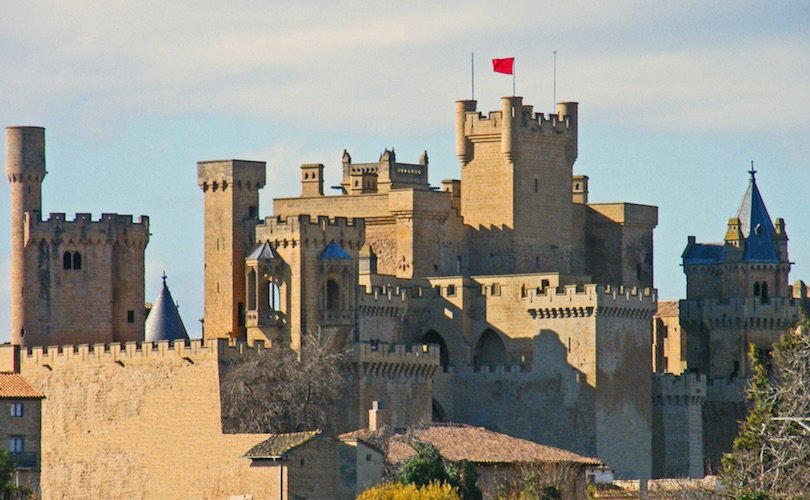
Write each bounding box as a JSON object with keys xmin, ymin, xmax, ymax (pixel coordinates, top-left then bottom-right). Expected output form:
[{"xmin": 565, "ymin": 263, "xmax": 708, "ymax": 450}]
[
  {"xmin": 326, "ymin": 280, "xmax": 340, "ymax": 310},
  {"xmin": 72, "ymin": 252, "xmax": 82, "ymax": 270},
  {"xmin": 10, "ymin": 402, "xmax": 23, "ymax": 418},
  {"xmin": 761, "ymin": 282, "xmax": 768, "ymax": 303},
  {"xmin": 269, "ymin": 282, "xmax": 281, "ymax": 311},
  {"xmin": 534, "ymin": 178, "xmax": 538, "ymax": 192},
  {"xmin": 63, "ymin": 252, "xmax": 72, "ymax": 270},
  {"xmin": 237, "ymin": 302, "xmax": 245, "ymax": 327},
  {"xmin": 447, "ymin": 284, "xmax": 456, "ymax": 297},
  {"xmin": 8, "ymin": 436, "xmax": 23, "ymax": 453},
  {"xmin": 753, "ymin": 282, "xmax": 760, "ymax": 296},
  {"xmin": 456, "ymin": 256, "xmax": 462, "ymax": 274},
  {"xmin": 127, "ymin": 310, "xmax": 135, "ymax": 323},
  {"xmin": 248, "ymin": 206, "xmax": 258, "ymax": 218}
]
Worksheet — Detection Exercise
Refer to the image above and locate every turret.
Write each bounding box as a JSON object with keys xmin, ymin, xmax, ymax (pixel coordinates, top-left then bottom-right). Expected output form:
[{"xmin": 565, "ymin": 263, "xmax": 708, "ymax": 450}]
[
  {"xmin": 197, "ymin": 159, "xmax": 266, "ymax": 340},
  {"xmin": 6, "ymin": 127, "xmax": 46, "ymax": 345}
]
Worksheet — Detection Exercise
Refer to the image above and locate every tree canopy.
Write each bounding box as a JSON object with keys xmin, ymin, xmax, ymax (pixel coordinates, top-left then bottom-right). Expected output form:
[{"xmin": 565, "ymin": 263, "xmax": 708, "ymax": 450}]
[{"xmin": 722, "ymin": 321, "xmax": 810, "ymax": 497}]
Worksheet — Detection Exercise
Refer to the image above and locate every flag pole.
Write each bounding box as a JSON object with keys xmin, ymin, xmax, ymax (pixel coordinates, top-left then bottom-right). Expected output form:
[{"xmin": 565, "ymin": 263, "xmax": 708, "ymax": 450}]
[
  {"xmin": 471, "ymin": 52, "xmax": 475, "ymax": 100},
  {"xmin": 512, "ymin": 59, "xmax": 516, "ymax": 96}
]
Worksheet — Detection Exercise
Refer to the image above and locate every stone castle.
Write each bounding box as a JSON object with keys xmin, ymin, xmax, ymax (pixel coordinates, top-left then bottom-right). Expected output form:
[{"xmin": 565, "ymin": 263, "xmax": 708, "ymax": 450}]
[{"xmin": 9, "ymin": 94, "xmax": 794, "ymax": 496}]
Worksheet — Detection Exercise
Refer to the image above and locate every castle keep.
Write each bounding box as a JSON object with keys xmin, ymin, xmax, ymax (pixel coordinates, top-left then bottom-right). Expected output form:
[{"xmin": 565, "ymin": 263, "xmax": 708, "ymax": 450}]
[
  {"xmin": 3, "ymin": 95, "xmax": 662, "ymax": 496},
  {"xmin": 196, "ymin": 96, "xmax": 659, "ymax": 478},
  {"xmin": 6, "ymin": 127, "xmax": 149, "ymax": 348}
]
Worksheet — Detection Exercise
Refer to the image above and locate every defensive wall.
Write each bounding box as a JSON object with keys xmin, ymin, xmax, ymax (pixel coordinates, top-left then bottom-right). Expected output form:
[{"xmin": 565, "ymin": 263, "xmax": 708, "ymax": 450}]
[{"xmin": 651, "ymin": 373, "xmax": 706, "ymax": 478}]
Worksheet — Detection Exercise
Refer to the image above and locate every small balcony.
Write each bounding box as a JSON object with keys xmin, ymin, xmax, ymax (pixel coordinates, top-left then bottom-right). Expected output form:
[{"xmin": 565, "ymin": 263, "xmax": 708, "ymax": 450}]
[
  {"xmin": 319, "ymin": 308, "xmax": 353, "ymax": 326},
  {"xmin": 11, "ymin": 452, "xmax": 37, "ymax": 469}
]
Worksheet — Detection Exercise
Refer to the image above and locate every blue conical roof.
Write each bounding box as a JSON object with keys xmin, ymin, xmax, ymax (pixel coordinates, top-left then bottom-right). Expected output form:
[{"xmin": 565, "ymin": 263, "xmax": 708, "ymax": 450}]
[
  {"xmin": 735, "ymin": 169, "xmax": 778, "ymax": 262},
  {"xmin": 145, "ymin": 273, "xmax": 190, "ymax": 342},
  {"xmin": 318, "ymin": 241, "xmax": 352, "ymax": 260}
]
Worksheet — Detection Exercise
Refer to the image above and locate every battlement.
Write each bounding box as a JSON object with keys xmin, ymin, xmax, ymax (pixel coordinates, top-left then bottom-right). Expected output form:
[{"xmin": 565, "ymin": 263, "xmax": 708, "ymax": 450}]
[
  {"xmin": 706, "ymin": 377, "xmax": 747, "ymax": 402},
  {"xmin": 525, "ymin": 284, "xmax": 656, "ymax": 316},
  {"xmin": 350, "ymin": 341, "xmax": 439, "ymax": 379},
  {"xmin": 254, "ymin": 214, "xmax": 365, "ymax": 246},
  {"xmin": 680, "ymin": 297, "xmax": 802, "ymax": 327},
  {"xmin": 458, "ymin": 99, "xmax": 576, "ymax": 137},
  {"xmin": 652, "ymin": 372, "xmax": 706, "ymax": 406},
  {"xmin": 0, "ymin": 338, "xmax": 274, "ymax": 371},
  {"xmin": 24, "ymin": 211, "xmax": 150, "ymax": 247},
  {"xmin": 197, "ymin": 159, "xmax": 266, "ymax": 191}
]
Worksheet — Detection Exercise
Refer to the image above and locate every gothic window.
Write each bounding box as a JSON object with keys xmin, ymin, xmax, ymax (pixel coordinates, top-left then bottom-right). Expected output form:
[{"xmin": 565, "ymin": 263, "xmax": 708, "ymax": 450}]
[
  {"xmin": 761, "ymin": 282, "xmax": 768, "ymax": 303},
  {"xmin": 63, "ymin": 252, "xmax": 72, "ymax": 270},
  {"xmin": 474, "ymin": 329, "xmax": 507, "ymax": 368},
  {"xmin": 247, "ymin": 270, "xmax": 257, "ymax": 310},
  {"xmin": 326, "ymin": 279, "xmax": 340, "ymax": 310},
  {"xmin": 72, "ymin": 252, "xmax": 82, "ymax": 270},
  {"xmin": 754, "ymin": 282, "xmax": 761, "ymax": 296},
  {"xmin": 422, "ymin": 330, "xmax": 450, "ymax": 370}
]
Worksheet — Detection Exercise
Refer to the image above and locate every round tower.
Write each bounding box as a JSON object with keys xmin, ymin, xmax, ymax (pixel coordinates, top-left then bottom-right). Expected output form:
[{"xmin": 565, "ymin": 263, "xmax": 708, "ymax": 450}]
[{"xmin": 6, "ymin": 126, "xmax": 47, "ymax": 345}]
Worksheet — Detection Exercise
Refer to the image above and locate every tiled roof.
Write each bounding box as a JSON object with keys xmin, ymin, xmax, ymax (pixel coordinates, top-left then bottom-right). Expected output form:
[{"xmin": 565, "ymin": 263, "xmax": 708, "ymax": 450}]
[
  {"xmin": 243, "ymin": 430, "xmax": 321, "ymax": 459},
  {"xmin": 0, "ymin": 373, "xmax": 45, "ymax": 399},
  {"xmin": 343, "ymin": 424, "xmax": 601, "ymax": 466},
  {"xmin": 682, "ymin": 243, "xmax": 724, "ymax": 265},
  {"xmin": 656, "ymin": 300, "xmax": 679, "ymax": 318}
]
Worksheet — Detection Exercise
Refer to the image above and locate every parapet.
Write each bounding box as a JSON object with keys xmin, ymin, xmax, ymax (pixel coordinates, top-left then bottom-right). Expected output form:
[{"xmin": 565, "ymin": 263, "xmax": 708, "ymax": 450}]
[
  {"xmin": 24, "ymin": 212, "xmax": 150, "ymax": 247},
  {"xmin": 652, "ymin": 372, "xmax": 706, "ymax": 406},
  {"xmin": 255, "ymin": 214, "xmax": 365, "ymax": 244},
  {"xmin": 679, "ymin": 297, "xmax": 802, "ymax": 328},
  {"xmin": 350, "ymin": 341, "xmax": 439, "ymax": 379},
  {"xmin": 456, "ymin": 97, "xmax": 577, "ymax": 164},
  {"xmin": 10, "ymin": 338, "xmax": 271, "ymax": 370},
  {"xmin": 197, "ymin": 159, "xmax": 267, "ymax": 192},
  {"xmin": 525, "ymin": 283, "xmax": 657, "ymax": 319}
]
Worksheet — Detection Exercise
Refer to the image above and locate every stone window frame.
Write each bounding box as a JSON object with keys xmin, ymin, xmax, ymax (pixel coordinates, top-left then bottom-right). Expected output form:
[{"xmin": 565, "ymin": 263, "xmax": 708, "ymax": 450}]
[{"xmin": 8, "ymin": 436, "xmax": 24, "ymax": 453}]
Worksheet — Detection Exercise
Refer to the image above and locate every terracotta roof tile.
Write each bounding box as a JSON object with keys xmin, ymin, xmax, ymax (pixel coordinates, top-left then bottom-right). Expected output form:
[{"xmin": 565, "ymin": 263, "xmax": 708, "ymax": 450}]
[
  {"xmin": 0, "ymin": 373, "xmax": 45, "ymax": 399},
  {"xmin": 243, "ymin": 430, "xmax": 321, "ymax": 459},
  {"xmin": 344, "ymin": 424, "xmax": 602, "ymax": 466}
]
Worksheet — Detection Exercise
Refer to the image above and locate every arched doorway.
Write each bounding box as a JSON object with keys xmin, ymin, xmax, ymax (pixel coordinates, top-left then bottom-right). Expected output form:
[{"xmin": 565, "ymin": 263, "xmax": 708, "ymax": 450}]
[
  {"xmin": 432, "ymin": 398, "xmax": 449, "ymax": 423},
  {"xmin": 474, "ymin": 329, "xmax": 507, "ymax": 368},
  {"xmin": 421, "ymin": 330, "xmax": 449, "ymax": 370}
]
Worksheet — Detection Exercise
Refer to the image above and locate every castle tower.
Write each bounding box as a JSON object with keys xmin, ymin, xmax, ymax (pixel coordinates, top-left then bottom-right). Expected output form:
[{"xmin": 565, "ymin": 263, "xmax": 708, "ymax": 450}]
[
  {"xmin": 456, "ymin": 98, "xmax": 579, "ymax": 274},
  {"xmin": 245, "ymin": 241, "xmax": 286, "ymax": 345},
  {"xmin": 6, "ymin": 127, "xmax": 46, "ymax": 345},
  {"xmin": 144, "ymin": 273, "xmax": 189, "ymax": 342},
  {"xmin": 197, "ymin": 160, "xmax": 266, "ymax": 340}
]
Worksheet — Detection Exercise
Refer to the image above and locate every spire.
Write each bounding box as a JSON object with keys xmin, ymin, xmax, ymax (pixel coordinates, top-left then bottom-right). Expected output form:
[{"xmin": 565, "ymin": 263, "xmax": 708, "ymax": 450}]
[
  {"xmin": 734, "ymin": 166, "xmax": 778, "ymax": 262},
  {"xmin": 145, "ymin": 273, "xmax": 190, "ymax": 342}
]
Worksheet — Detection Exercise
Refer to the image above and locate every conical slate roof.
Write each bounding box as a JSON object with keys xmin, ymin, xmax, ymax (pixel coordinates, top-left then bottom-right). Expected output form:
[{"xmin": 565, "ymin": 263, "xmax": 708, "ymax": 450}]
[
  {"xmin": 735, "ymin": 169, "xmax": 778, "ymax": 262},
  {"xmin": 247, "ymin": 241, "xmax": 277, "ymax": 261},
  {"xmin": 145, "ymin": 273, "xmax": 189, "ymax": 342},
  {"xmin": 319, "ymin": 241, "xmax": 352, "ymax": 260}
]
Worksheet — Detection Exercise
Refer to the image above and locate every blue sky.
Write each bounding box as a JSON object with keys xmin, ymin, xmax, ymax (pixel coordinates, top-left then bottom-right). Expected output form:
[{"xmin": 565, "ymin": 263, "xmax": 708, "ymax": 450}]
[{"xmin": 1, "ymin": 1, "xmax": 809, "ymax": 342}]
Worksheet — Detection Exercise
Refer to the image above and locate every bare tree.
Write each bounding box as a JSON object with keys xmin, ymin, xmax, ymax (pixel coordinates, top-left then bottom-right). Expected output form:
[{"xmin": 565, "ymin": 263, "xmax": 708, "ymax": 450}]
[{"xmin": 221, "ymin": 331, "xmax": 349, "ymax": 434}]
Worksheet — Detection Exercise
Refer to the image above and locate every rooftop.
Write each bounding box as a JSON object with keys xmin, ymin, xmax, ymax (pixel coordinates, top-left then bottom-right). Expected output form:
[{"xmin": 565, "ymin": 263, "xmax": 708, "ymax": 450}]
[
  {"xmin": 0, "ymin": 373, "xmax": 45, "ymax": 399},
  {"xmin": 243, "ymin": 430, "xmax": 321, "ymax": 459}
]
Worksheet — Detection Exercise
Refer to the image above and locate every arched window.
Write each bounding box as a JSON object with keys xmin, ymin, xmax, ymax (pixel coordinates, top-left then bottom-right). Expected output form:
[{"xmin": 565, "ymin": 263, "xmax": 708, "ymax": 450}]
[
  {"xmin": 63, "ymin": 252, "xmax": 72, "ymax": 270},
  {"xmin": 761, "ymin": 282, "xmax": 768, "ymax": 303},
  {"xmin": 753, "ymin": 282, "xmax": 761, "ymax": 296},
  {"xmin": 474, "ymin": 329, "xmax": 507, "ymax": 368},
  {"xmin": 326, "ymin": 279, "xmax": 340, "ymax": 310},
  {"xmin": 269, "ymin": 282, "xmax": 281, "ymax": 311},
  {"xmin": 72, "ymin": 252, "xmax": 82, "ymax": 270},
  {"xmin": 422, "ymin": 330, "xmax": 450, "ymax": 370},
  {"xmin": 247, "ymin": 269, "xmax": 257, "ymax": 310}
]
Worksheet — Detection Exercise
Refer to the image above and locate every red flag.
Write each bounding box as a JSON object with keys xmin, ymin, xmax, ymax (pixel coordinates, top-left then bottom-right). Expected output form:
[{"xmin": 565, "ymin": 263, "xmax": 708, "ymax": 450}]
[{"xmin": 492, "ymin": 57, "xmax": 514, "ymax": 75}]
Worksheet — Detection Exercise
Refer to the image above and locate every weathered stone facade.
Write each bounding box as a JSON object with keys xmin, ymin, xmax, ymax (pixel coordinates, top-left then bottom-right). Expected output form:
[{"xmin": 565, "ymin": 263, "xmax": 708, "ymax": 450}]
[{"xmin": 196, "ymin": 96, "xmax": 658, "ymax": 478}]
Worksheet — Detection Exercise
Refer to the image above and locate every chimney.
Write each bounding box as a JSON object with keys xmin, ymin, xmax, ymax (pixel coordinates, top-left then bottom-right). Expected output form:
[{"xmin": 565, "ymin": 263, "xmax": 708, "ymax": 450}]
[{"xmin": 368, "ymin": 400, "xmax": 388, "ymax": 431}]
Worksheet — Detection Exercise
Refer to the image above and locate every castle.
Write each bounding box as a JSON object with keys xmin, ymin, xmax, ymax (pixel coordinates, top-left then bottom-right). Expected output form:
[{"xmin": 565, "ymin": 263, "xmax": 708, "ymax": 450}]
[
  {"xmin": 4, "ymin": 95, "xmax": 666, "ymax": 497},
  {"xmin": 652, "ymin": 167, "xmax": 807, "ymax": 474}
]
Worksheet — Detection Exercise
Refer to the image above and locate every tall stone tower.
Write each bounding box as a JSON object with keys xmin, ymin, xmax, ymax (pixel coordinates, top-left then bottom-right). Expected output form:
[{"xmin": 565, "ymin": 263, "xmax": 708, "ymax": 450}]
[
  {"xmin": 197, "ymin": 160, "xmax": 266, "ymax": 340},
  {"xmin": 456, "ymin": 97, "xmax": 578, "ymax": 274},
  {"xmin": 6, "ymin": 127, "xmax": 149, "ymax": 347},
  {"xmin": 6, "ymin": 127, "xmax": 46, "ymax": 345}
]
